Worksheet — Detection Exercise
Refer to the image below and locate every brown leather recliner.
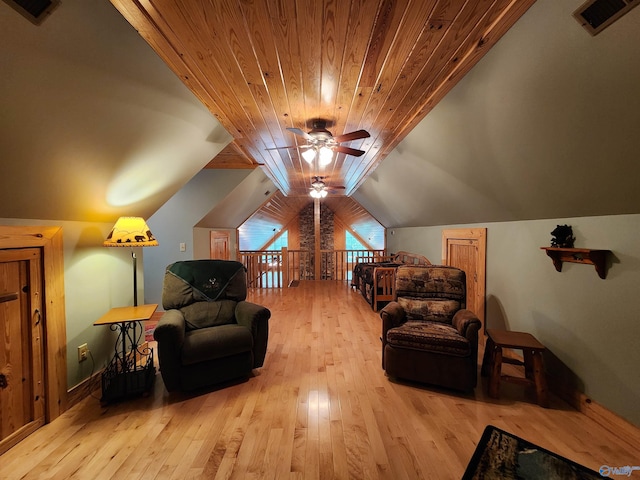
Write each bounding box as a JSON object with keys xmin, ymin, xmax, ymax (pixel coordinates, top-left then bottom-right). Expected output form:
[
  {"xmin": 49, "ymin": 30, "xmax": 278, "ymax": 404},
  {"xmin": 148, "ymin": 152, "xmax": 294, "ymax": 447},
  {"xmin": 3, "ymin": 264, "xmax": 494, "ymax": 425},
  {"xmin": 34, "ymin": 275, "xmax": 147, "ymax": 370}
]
[{"xmin": 380, "ymin": 265, "xmax": 481, "ymax": 392}]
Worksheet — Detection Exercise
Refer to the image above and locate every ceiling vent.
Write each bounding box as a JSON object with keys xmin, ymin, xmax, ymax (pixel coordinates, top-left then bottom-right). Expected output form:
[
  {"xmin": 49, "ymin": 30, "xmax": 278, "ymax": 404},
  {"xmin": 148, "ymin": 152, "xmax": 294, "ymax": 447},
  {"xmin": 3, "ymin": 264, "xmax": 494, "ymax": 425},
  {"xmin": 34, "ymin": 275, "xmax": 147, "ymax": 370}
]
[
  {"xmin": 573, "ymin": 0, "xmax": 639, "ymax": 35},
  {"xmin": 2, "ymin": 0, "xmax": 60, "ymax": 25}
]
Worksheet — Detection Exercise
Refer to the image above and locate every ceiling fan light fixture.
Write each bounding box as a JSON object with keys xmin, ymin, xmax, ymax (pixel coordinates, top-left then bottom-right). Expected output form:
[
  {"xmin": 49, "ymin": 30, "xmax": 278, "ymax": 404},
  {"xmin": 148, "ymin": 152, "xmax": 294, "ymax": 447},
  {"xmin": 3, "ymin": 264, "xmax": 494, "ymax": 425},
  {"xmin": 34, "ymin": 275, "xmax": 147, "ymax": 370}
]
[
  {"xmin": 301, "ymin": 148, "xmax": 316, "ymax": 164},
  {"xmin": 310, "ymin": 188, "xmax": 327, "ymax": 198},
  {"xmin": 318, "ymin": 146, "xmax": 333, "ymax": 166},
  {"xmin": 310, "ymin": 176, "xmax": 328, "ymax": 198}
]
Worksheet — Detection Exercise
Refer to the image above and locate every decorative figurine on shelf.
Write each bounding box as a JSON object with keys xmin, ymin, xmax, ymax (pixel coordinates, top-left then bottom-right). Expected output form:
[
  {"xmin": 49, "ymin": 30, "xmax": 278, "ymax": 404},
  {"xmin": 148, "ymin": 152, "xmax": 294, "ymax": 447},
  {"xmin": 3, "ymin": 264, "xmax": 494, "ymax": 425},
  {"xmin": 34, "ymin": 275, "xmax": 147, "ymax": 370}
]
[{"xmin": 550, "ymin": 224, "xmax": 575, "ymax": 248}]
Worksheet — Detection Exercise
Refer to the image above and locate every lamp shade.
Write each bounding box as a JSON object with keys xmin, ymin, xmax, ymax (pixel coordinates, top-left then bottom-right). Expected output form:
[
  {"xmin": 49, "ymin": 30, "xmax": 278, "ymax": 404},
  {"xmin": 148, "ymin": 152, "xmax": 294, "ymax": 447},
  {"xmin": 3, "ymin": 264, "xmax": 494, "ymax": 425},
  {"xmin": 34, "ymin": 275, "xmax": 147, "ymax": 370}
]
[{"xmin": 104, "ymin": 217, "xmax": 158, "ymax": 247}]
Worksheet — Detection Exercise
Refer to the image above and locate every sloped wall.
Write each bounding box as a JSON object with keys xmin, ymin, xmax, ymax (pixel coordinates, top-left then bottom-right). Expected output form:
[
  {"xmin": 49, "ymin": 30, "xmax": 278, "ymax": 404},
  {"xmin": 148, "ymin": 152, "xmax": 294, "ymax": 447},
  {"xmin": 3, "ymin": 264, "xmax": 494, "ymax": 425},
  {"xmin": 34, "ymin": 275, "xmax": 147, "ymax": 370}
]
[{"xmin": 354, "ymin": 0, "xmax": 640, "ymax": 227}]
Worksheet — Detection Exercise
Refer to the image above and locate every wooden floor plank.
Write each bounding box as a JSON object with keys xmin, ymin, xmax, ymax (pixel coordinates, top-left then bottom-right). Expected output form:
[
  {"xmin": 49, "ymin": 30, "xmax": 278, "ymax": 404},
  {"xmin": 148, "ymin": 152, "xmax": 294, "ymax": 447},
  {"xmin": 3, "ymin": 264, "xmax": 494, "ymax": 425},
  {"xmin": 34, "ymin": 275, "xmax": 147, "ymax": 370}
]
[{"xmin": 0, "ymin": 281, "xmax": 638, "ymax": 479}]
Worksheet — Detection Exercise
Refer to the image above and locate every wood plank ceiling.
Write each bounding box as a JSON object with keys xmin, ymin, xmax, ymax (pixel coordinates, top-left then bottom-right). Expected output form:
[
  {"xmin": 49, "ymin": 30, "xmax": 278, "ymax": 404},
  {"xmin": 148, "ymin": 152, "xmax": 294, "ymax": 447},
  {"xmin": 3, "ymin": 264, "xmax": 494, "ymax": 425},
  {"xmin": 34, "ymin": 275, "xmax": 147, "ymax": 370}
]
[{"xmin": 111, "ymin": 0, "xmax": 536, "ymax": 197}]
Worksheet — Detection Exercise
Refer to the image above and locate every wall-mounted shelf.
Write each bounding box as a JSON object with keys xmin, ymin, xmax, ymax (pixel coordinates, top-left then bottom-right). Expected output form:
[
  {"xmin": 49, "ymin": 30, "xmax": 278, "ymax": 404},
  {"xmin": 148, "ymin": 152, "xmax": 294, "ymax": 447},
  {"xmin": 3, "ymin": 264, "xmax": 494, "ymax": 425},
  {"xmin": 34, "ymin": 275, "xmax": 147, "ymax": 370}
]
[{"xmin": 541, "ymin": 247, "xmax": 610, "ymax": 279}]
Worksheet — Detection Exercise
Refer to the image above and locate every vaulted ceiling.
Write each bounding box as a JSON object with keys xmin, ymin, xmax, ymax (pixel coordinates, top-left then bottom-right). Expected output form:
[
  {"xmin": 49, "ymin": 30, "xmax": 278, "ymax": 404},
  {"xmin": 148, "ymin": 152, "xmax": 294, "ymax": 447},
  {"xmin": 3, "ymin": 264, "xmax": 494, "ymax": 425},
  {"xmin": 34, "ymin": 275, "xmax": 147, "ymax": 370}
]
[
  {"xmin": 2, "ymin": 0, "xmax": 639, "ymax": 232},
  {"xmin": 111, "ymin": 0, "xmax": 536, "ymax": 197}
]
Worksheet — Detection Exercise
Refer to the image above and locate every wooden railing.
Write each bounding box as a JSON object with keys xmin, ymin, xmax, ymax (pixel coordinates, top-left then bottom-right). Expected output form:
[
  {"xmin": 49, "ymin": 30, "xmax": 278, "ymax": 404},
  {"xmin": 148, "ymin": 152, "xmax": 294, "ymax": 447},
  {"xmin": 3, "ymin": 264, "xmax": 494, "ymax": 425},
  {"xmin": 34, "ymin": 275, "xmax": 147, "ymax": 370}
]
[
  {"xmin": 240, "ymin": 250, "xmax": 284, "ymax": 288},
  {"xmin": 238, "ymin": 249, "xmax": 386, "ymax": 288}
]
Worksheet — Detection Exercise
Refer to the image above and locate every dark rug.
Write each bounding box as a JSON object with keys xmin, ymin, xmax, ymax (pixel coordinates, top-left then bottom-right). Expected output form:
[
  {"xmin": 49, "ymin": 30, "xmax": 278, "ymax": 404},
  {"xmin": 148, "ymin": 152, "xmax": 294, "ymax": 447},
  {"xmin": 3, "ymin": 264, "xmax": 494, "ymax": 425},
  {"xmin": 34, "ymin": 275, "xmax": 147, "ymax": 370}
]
[{"xmin": 462, "ymin": 425, "xmax": 603, "ymax": 479}]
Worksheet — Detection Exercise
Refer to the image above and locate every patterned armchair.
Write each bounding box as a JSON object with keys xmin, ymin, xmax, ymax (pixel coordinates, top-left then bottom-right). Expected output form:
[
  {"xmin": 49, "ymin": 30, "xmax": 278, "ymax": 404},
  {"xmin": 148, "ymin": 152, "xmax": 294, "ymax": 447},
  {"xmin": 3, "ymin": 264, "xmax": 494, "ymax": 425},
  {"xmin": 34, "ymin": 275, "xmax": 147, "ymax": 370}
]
[{"xmin": 380, "ymin": 265, "xmax": 481, "ymax": 392}]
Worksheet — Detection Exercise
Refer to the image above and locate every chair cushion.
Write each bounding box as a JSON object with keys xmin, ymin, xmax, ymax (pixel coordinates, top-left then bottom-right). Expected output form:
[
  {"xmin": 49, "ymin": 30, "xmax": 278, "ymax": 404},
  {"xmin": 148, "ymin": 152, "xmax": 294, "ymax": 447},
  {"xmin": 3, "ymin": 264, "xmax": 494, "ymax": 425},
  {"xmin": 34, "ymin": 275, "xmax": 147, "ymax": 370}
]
[
  {"xmin": 181, "ymin": 299, "xmax": 237, "ymax": 331},
  {"xmin": 397, "ymin": 297, "xmax": 460, "ymax": 323},
  {"xmin": 387, "ymin": 321, "xmax": 471, "ymax": 357},
  {"xmin": 181, "ymin": 324, "xmax": 253, "ymax": 365},
  {"xmin": 395, "ymin": 265, "xmax": 466, "ymax": 303}
]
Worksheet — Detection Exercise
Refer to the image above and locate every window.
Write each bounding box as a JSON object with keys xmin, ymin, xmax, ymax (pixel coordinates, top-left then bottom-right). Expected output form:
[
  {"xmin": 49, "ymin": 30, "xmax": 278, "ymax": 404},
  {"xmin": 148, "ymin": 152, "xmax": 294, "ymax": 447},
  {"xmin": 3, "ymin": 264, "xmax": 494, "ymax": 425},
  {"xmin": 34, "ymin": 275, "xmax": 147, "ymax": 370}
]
[
  {"xmin": 346, "ymin": 232, "xmax": 367, "ymax": 263},
  {"xmin": 265, "ymin": 230, "xmax": 288, "ymax": 251},
  {"xmin": 346, "ymin": 231, "xmax": 366, "ymax": 250}
]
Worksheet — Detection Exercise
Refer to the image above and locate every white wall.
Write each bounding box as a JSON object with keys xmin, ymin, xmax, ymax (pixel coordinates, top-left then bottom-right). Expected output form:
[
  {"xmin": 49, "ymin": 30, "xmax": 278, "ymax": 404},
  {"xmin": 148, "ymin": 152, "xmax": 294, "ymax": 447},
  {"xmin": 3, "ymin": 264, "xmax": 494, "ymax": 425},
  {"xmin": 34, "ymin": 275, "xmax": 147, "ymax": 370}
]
[{"xmin": 387, "ymin": 214, "xmax": 640, "ymax": 426}]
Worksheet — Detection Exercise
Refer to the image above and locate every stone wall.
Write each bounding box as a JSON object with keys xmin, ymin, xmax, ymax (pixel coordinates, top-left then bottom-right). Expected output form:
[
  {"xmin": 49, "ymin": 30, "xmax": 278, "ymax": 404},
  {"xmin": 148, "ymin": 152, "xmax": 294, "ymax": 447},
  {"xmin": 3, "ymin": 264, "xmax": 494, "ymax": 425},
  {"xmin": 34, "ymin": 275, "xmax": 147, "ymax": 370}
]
[{"xmin": 298, "ymin": 202, "xmax": 334, "ymax": 279}]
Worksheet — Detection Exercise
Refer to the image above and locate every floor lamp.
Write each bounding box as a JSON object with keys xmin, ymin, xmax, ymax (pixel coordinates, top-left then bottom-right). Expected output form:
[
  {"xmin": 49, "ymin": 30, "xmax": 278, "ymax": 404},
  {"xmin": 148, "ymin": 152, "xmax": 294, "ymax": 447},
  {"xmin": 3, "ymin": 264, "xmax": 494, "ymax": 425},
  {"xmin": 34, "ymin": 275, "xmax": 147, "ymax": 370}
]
[{"xmin": 104, "ymin": 217, "xmax": 158, "ymax": 306}]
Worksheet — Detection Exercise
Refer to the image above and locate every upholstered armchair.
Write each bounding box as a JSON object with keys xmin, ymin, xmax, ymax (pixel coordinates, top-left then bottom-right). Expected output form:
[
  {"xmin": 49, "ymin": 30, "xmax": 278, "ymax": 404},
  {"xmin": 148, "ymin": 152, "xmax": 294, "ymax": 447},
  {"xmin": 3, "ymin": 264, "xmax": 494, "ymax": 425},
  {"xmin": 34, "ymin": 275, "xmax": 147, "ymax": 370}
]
[
  {"xmin": 154, "ymin": 260, "xmax": 270, "ymax": 392},
  {"xmin": 380, "ymin": 265, "xmax": 481, "ymax": 392}
]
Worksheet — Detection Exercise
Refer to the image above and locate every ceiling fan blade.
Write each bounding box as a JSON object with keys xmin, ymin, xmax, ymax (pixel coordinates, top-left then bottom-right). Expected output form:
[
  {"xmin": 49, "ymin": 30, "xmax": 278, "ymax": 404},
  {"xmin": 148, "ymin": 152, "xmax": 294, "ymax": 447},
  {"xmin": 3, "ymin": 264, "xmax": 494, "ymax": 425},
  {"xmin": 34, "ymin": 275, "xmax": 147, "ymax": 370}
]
[
  {"xmin": 287, "ymin": 127, "xmax": 314, "ymax": 141},
  {"xmin": 334, "ymin": 146, "xmax": 365, "ymax": 157},
  {"xmin": 266, "ymin": 143, "xmax": 314, "ymax": 152},
  {"xmin": 333, "ymin": 129, "xmax": 370, "ymax": 143},
  {"xmin": 265, "ymin": 145, "xmax": 297, "ymax": 151}
]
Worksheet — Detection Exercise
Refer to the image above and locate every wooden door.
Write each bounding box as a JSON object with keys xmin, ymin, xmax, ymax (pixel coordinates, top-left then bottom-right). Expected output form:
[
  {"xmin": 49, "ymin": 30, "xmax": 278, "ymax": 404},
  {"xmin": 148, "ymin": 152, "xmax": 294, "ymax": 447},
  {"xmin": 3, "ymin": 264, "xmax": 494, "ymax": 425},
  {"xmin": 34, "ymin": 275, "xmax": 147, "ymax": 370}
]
[
  {"xmin": 442, "ymin": 228, "xmax": 486, "ymax": 335},
  {"xmin": 210, "ymin": 231, "xmax": 230, "ymax": 260},
  {"xmin": 0, "ymin": 248, "xmax": 45, "ymax": 454}
]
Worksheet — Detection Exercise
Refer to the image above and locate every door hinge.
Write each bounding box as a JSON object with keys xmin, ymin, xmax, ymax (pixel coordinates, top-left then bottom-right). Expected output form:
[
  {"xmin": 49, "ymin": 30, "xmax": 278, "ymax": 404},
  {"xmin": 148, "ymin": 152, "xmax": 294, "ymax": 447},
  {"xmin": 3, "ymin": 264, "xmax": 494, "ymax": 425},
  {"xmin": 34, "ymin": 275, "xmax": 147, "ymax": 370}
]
[{"xmin": 0, "ymin": 292, "xmax": 18, "ymax": 303}]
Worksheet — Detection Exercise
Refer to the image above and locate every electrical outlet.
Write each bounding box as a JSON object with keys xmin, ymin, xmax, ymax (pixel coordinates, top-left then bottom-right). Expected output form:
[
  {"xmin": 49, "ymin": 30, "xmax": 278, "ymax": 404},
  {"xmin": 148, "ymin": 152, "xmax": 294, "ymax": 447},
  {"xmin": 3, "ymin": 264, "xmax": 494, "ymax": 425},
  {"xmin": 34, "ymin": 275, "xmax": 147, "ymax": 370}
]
[{"xmin": 78, "ymin": 343, "xmax": 89, "ymax": 363}]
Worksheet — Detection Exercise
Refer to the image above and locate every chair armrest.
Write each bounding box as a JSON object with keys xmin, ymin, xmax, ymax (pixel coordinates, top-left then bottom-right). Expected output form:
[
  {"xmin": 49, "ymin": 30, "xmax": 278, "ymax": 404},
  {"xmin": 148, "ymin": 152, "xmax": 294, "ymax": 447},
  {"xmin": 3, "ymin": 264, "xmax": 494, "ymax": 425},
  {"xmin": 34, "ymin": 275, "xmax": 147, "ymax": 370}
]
[
  {"xmin": 153, "ymin": 309, "xmax": 186, "ymax": 345},
  {"xmin": 452, "ymin": 309, "xmax": 481, "ymax": 339},
  {"xmin": 235, "ymin": 301, "xmax": 271, "ymax": 368},
  {"xmin": 153, "ymin": 309, "xmax": 186, "ymax": 392},
  {"xmin": 379, "ymin": 301, "xmax": 406, "ymax": 369},
  {"xmin": 380, "ymin": 301, "xmax": 406, "ymax": 327},
  {"xmin": 380, "ymin": 301, "xmax": 406, "ymax": 342}
]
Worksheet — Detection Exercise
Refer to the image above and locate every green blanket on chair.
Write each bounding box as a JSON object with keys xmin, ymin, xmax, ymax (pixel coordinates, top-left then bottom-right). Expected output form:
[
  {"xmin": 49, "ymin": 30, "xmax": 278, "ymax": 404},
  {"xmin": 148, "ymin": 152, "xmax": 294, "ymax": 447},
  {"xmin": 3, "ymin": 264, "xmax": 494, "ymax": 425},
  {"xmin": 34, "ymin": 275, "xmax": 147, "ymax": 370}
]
[{"xmin": 164, "ymin": 260, "xmax": 246, "ymax": 308}]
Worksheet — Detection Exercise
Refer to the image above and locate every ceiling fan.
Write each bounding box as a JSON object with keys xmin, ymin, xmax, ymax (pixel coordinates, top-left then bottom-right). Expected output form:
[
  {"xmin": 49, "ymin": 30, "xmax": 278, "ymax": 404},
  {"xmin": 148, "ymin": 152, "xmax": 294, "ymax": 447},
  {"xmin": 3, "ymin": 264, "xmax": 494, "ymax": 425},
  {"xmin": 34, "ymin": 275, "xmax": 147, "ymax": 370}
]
[
  {"xmin": 309, "ymin": 175, "xmax": 345, "ymax": 198},
  {"xmin": 267, "ymin": 119, "xmax": 370, "ymax": 165}
]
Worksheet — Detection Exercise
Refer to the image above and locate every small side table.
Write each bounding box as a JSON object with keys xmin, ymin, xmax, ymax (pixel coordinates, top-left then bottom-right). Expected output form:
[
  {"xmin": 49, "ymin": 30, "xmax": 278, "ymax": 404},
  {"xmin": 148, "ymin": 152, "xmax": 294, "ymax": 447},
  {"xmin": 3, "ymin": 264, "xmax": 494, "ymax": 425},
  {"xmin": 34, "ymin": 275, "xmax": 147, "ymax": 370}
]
[
  {"xmin": 481, "ymin": 329, "xmax": 549, "ymax": 408},
  {"xmin": 94, "ymin": 304, "xmax": 158, "ymax": 404}
]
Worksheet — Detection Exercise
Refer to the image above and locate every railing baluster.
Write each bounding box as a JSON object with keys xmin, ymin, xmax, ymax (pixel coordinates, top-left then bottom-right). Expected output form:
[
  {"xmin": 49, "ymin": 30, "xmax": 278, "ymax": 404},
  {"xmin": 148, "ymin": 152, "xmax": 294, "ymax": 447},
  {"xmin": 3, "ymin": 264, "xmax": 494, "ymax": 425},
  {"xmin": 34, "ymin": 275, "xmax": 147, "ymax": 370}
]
[{"xmin": 239, "ymin": 249, "xmax": 386, "ymax": 288}]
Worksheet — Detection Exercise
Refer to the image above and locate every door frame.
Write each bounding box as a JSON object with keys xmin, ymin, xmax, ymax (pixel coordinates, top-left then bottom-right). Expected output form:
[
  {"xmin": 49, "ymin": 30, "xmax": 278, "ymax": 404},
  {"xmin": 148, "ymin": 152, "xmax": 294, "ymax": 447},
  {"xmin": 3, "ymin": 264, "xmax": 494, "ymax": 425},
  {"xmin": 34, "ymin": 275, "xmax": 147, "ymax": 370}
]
[{"xmin": 0, "ymin": 226, "xmax": 67, "ymax": 424}]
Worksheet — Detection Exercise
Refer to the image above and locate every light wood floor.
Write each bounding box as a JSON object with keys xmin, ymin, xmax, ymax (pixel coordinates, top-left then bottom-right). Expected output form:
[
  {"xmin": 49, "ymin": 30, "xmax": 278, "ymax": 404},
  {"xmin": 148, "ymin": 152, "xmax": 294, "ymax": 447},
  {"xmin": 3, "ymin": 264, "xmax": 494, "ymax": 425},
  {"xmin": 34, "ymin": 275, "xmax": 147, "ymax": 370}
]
[{"xmin": 1, "ymin": 281, "xmax": 638, "ymax": 479}]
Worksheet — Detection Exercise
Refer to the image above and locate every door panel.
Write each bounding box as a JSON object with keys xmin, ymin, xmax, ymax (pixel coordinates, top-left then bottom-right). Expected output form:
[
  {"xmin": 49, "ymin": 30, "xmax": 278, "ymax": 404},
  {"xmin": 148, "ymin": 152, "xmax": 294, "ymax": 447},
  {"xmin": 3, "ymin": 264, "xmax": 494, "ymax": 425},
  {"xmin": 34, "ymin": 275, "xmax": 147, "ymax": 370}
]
[
  {"xmin": 0, "ymin": 260, "xmax": 26, "ymax": 441},
  {"xmin": 447, "ymin": 240, "xmax": 479, "ymax": 321},
  {"xmin": 0, "ymin": 248, "xmax": 44, "ymax": 453},
  {"xmin": 210, "ymin": 231, "xmax": 230, "ymax": 260},
  {"xmin": 442, "ymin": 228, "xmax": 487, "ymax": 335}
]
